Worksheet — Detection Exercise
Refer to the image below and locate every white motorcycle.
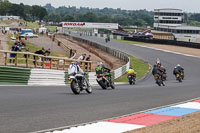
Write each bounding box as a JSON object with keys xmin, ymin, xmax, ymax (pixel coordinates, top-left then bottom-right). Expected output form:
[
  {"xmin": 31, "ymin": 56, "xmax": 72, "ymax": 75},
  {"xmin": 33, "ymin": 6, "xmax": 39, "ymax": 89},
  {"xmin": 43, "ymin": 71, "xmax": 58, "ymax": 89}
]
[{"xmin": 68, "ymin": 73, "xmax": 92, "ymax": 94}]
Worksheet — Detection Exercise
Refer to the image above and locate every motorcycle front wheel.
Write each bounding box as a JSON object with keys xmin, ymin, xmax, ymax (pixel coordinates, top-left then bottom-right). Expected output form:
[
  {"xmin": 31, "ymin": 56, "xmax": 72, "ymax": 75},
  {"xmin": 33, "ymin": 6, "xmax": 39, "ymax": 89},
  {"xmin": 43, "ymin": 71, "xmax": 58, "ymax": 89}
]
[
  {"xmin": 101, "ymin": 80, "xmax": 107, "ymax": 89},
  {"xmin": 86, "ymin": 86, "xmax": 92, "ymax": 94},
  {"xmin": 156, "ymin": 79, "xmax": 161, "ymax": 86},
  {"xmin": 71, "ymin": 80, "xmax": 81, "ymax": 94},
  {"xmin": 110, "ymin": 81, "xmax": 115, "ymax": 89}
]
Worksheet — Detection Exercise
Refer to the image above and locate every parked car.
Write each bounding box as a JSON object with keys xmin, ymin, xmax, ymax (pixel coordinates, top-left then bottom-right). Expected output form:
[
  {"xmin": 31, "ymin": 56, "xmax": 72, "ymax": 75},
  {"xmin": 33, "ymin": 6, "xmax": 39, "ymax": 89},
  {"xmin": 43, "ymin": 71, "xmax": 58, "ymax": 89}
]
[{"xmin": 20, "ymin": 33, "xmax": 38, "ymax": 38}]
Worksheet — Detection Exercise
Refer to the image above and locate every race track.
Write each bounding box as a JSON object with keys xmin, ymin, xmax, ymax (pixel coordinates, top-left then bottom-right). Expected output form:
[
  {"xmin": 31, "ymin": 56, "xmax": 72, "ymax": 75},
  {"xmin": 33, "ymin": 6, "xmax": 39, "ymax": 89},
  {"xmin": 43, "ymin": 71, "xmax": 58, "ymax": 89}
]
[{"xmin": 1, "ymin": 34, "xmax": 200, "ymax": 133}]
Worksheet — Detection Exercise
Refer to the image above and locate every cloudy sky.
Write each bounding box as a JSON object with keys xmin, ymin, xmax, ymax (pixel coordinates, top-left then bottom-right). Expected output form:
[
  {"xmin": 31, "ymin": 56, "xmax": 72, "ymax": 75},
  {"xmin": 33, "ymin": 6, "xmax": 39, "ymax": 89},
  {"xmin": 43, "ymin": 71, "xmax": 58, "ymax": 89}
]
[{"xmin": 9, "ymin": 0, "xmax": 200, "ymax": 12}]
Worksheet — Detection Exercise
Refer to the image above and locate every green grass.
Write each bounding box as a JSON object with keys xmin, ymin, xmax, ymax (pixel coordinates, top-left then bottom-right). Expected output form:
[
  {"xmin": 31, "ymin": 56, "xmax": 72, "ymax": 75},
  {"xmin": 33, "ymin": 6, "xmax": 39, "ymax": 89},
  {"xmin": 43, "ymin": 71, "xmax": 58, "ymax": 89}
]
[
  {"xmin": 111, "ymin": 38, "xmax": 152, "ymax": 45},
  {"xmin": 26, "ymin": 22, "xmax": 39, "ymax": 29},
  {"xmin": 45, "ymin": 26, "xmax": 57, "ymax": 32},
  {"xmin": 115, "ymin": 56, "xmax": 149, "ymax": 82},
  {"xmin": 0, "ymin": 20, "xmax": 14, "ymax": 25}
]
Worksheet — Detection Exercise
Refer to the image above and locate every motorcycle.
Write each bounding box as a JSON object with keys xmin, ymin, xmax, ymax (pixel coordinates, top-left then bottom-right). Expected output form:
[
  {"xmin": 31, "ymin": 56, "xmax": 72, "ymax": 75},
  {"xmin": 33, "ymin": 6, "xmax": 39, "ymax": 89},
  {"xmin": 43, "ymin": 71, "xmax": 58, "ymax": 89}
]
[
  {"xmin": 96, "ymin": 73, "xmax": 115, "ymax": 89},
  {"xmin": 176, "ymin": 72, "xmax": 184, "ymax": 82},
  {"xmin": 154, "ymin": 74, "xmax": 165, "ymax": 86},
  {"xmin": 128, "ymin": 73, "xmax": 136, "ymax": 85},
  {"xmin": 68, "ymin": 73, "xmax": 92, "ymax": 94}
]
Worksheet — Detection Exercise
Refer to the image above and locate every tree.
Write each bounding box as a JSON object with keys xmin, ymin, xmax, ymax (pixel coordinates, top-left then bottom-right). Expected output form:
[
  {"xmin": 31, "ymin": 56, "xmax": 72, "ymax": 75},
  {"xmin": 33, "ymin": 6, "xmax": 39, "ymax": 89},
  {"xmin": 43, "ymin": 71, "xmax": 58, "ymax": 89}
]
[
  {"xmin": 63, "ymin": 14, "xmax": 75, "ymax": 22},
  {"xmin": 32, "ymin": 5, "xmax": 47, "ymax": 21},
  {"xmin": 0, "ymin": 0, "xmax": 12, "ymax": 15},
  {"xmin": 83, "ymin": 12, "xmax": 98, "ymax": 22}
]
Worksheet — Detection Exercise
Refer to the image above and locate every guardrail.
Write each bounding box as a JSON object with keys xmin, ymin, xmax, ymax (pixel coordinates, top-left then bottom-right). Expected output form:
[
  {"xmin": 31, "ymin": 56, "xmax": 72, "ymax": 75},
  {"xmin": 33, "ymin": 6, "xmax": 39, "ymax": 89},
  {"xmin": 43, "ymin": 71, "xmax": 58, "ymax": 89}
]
[{"xmin": 0, "ymin": 50, "xmax": 92, "ymax": 72}]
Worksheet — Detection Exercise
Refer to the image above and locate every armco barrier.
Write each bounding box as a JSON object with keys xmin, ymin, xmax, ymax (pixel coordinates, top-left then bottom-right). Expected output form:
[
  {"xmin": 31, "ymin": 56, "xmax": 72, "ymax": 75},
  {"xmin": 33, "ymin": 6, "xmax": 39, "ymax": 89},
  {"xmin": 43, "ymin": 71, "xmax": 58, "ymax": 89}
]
[
  {"xmin": 124, "ymin": 36, "xmax": 200, "ymax": 49},
  {"xmin": 0, "ymin": 66, "xmax": 31, "ymax": 85},
  {"xmin": 86, "ymin": 32, "xmax": 200, "ymax": 49}
]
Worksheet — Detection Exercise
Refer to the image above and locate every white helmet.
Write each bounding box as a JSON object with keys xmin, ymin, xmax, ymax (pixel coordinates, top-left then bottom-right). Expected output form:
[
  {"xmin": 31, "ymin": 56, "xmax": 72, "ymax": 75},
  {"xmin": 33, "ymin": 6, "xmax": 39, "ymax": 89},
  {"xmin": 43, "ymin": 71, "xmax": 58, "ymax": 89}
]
[
  {"xmin": 156, "ymin": 58, "xmax": 160, "ymax": 64},
  {"xmin": 177, "ymin": 64, "xmax": 180, "ymax": 67},
  {"xmin": 98, "ymin": 62, "xmax": 103, "ymax": 66}
]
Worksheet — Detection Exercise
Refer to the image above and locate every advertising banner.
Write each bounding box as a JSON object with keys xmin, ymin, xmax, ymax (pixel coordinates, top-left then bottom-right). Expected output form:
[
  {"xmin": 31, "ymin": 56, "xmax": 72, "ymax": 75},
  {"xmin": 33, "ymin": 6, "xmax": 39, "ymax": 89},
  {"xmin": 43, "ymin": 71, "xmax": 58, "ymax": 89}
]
[{"xmin": 62, "ymin": 22, "xmax": 119, "ymax": 29}]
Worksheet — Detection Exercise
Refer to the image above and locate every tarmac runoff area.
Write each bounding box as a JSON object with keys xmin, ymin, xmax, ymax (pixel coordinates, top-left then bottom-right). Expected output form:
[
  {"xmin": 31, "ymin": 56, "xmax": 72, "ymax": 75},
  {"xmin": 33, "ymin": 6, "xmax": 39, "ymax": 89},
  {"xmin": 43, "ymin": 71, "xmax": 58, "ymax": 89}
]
[
  {"xmin": 33, "ymin": 98, "xmax": 200, "ymax": 133},
  {"xmin": 31, "ymin": 43, "xmax": 200, "ymax": 133}
]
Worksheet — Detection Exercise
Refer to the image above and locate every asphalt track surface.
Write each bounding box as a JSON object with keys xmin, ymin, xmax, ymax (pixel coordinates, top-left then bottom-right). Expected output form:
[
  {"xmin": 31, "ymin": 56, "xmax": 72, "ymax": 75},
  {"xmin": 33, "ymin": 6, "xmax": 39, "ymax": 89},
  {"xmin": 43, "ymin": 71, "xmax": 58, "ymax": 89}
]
[{"xmin": 1, "ymin": 34, "xmax": 200, "ymax": 133}]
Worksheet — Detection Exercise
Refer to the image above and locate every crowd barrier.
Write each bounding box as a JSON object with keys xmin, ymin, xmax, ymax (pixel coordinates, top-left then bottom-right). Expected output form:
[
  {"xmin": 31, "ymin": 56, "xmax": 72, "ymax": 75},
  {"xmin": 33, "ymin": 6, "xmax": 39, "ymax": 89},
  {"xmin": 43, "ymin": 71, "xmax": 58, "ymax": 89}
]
[{"xmin": 0, "ymin": 50, "xmax": 92, "ymax": 72}]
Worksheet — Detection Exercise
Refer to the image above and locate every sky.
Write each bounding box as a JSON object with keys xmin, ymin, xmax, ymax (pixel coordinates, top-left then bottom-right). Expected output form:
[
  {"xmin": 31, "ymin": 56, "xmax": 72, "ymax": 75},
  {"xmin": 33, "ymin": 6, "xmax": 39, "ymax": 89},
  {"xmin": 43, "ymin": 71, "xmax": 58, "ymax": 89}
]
[{"xmin": 9, "ymin": 0, "xmax": 200, "ymax": 13}]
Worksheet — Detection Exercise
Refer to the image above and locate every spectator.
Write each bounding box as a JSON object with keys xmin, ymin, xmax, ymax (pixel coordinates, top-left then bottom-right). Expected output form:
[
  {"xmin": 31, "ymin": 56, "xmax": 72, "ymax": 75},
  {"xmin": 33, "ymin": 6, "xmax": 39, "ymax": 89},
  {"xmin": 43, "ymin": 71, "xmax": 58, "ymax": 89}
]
[
  {"xmin": 78, "ymin": 53, "xmax": 86, "ymax": 61},
  {"xmin": 33, "ymin": 48, "xmax": 45, "ymax": 65},
  {"xmin": 85, "ymin": 55, "xmax": 91, "ymax": 71},
  {"xmin": 10, "ymin": 43, "xmax": 20, "ymax": 63},
  {"xmin": 86, "ymin": 55, "xmax": 91, "ymax": 61},
  {"xmin": 35, "ymin": 47, "xmax": 45, "ymax": 55},
  {"xmin": 44, "ymin": 48, "xmax": 51, "ymax": 61},
  {"xmin": 45, "ymin": 48, "xmax": 51, "ymax": 56},
  {"xmin": 24, "ymin": 48, "xmax": 30, "ymax": 64},
  {"xmin": 20, "ymin": 40, "xmax": 26, "ymax": 47},
  {"xmin": 70, "ymin": 49, "xmax": 73, "ymax": 58}
]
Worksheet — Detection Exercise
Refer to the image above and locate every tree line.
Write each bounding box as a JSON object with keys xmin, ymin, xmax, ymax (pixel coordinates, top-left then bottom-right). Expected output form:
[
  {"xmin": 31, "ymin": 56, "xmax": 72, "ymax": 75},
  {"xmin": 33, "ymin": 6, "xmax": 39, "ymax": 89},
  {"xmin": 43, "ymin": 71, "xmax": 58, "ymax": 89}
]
[
  {"xmin": 0, "ymin": 0, "xmax": 47, "ymax": 21},
  {"xmin": 43, "ymin": 4, "xmax": 154, "ymax": 27},
  {"xmin": 1, "ymin": 1, "xmax": 200, "ymax": 27}
]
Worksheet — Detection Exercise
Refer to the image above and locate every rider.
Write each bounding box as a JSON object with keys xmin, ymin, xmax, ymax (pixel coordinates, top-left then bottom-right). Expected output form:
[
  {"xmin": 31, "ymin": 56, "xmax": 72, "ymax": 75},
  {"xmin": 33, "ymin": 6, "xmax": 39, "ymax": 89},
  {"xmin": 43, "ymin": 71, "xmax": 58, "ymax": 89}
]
[
  {"xmin": 152, "ymin": 64, "xmax": 165, "ymax": 86},
  {"xmin": 152, "ymin": 64, "xmax": 162, "ymax": 76},
  {"xmin": 96, "ymin": 62, "xmax": 112, "ymax": 82},
  {"xmin": 173, "ymin": 64, "xmax": 184, "ymax": 77},
  {"xmin": 68, "ymin": 61, "xmax": 84, "ymax": 75},
  {"xmin": 126, "ymin": 66, "xmax": 136, "ymax": 78},
  {"xmin": 156, "ymin": 60, "xmax": 166, "ymax": 80}
]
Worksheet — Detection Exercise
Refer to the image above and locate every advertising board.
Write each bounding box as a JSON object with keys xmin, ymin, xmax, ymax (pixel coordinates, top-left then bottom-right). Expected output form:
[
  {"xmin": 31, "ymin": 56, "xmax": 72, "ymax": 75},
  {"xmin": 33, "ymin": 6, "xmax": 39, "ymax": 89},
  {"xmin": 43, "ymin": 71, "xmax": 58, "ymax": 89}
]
[{"xmin": 62, "ymin": 22, "xmax": 119, "ymax": 29}]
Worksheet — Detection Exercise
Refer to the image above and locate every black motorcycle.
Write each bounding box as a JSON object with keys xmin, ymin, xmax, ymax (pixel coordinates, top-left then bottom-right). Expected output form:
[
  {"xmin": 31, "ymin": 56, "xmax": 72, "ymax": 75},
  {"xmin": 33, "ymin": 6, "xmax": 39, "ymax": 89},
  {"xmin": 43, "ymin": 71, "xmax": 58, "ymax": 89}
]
[
  {"xmin": 154, "ymin": 74, "xmax": 165, "ymax": 86},
  {"xmin": 128, "ymin": 73, "xmax": 136, "ymax": 85},
  {"xmin": 69, "ymin": 73, "xmax": 92, "ymax": 94}
]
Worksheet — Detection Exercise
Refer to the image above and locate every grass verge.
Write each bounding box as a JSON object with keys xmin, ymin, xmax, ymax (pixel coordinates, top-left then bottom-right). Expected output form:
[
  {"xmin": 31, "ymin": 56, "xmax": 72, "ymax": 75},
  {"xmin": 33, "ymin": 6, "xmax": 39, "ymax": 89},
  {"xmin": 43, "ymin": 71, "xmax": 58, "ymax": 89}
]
[
  {"xmin": 115, "ymin": 55, "xmax": 149, "ymax": 82},
  {"xmin": 45, "ymin": 26, "xmax": 57, "ymax": 32}
]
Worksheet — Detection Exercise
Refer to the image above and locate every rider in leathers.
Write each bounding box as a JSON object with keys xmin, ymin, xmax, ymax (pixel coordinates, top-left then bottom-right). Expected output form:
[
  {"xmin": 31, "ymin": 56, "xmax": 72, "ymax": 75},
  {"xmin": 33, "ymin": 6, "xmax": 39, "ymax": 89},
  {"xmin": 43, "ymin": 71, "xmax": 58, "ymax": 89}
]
[
  {"xmin": 68, "ymin": 61, "xmax": 84, "ymax": 75},
  {"xmin": 173, "ymin": 64, "xmax": 184, "ymax": 78}
]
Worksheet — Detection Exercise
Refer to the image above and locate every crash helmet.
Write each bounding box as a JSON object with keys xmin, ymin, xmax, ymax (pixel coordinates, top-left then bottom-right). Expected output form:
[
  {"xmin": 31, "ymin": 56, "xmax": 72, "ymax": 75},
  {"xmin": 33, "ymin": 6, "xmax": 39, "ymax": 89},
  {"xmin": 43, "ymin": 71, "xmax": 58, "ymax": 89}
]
[{"xmin": 97, "ymin": 62, "xmax": 103, "ymax": 66}]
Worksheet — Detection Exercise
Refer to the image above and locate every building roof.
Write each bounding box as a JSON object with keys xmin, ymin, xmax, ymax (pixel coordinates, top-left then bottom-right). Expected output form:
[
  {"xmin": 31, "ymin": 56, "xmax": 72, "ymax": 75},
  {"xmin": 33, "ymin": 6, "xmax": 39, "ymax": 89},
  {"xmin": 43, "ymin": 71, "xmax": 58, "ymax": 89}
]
[{"xmin": 154, "ymin": 8, "xmax": 183, "ymax": 13}]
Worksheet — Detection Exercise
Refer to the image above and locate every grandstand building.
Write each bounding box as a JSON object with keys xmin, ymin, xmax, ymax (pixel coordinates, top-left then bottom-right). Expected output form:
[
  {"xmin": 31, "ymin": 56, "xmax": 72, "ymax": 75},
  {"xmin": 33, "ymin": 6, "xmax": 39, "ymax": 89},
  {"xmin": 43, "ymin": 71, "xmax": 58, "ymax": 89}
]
[{"xmin": 154, "ymin": 8, "xmax": 200, "ymax": 42}]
